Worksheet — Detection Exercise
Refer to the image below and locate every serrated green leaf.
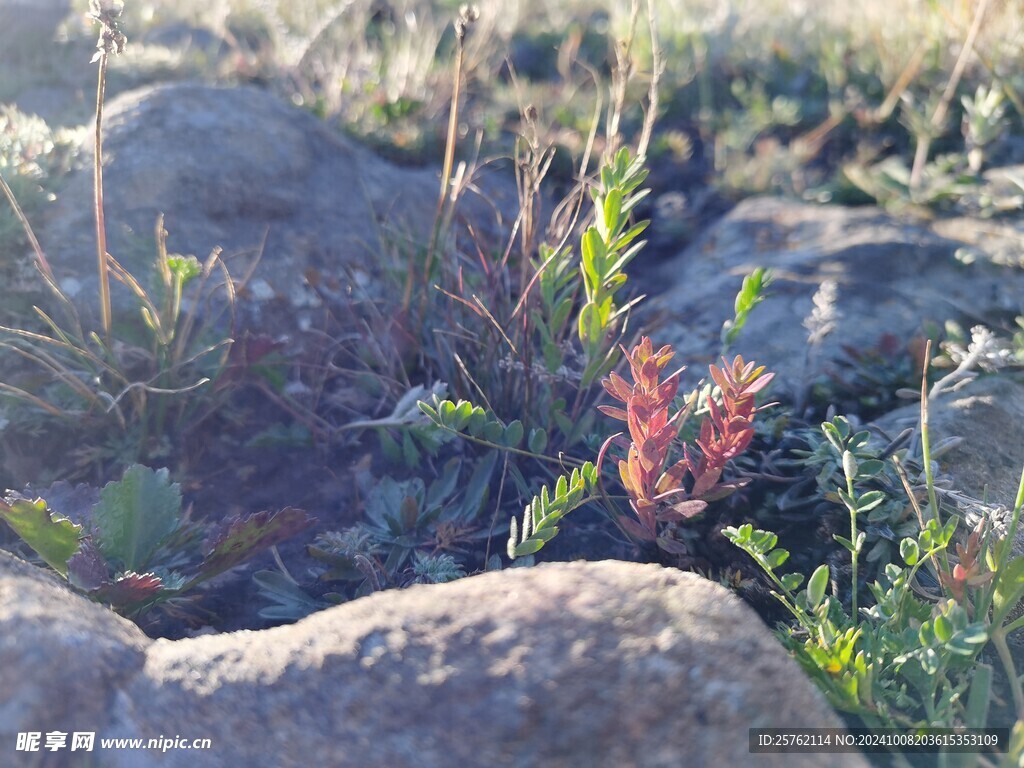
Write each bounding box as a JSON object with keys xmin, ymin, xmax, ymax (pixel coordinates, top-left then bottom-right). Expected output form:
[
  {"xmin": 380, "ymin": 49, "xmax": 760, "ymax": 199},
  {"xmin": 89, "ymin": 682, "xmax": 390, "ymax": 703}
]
[
  {"xmin": 0, "ymin": 497, "xmax": 82, "ymax": 576},
  {"xmin": 93, "ymin": 465, "xmax": 182, "ymax": 572}
]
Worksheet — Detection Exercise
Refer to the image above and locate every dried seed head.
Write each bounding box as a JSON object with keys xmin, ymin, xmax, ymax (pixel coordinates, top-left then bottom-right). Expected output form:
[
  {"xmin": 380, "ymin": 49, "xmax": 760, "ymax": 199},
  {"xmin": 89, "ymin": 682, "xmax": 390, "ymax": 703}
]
[
  {"xmin": 455, "ymin": 5, "xmax": 479, "ymax": 42},
  {"xmin": 89, "ymin": 0, "xmax": 127, "ymax": 60}
]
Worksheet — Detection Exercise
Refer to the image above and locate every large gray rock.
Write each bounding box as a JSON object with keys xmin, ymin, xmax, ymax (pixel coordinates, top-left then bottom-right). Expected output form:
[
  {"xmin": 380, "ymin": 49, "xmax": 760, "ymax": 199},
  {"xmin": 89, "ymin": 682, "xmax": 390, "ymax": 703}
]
[
  {"xmin": 0, "ymin": 553, "xmax": 867, "ymax": 767},
  {"xmin": 36, "ymin": 82, "xmax": 512, "ymax": 329},
  {"xmin": 874, "ymin": 374, "xmax": 1024, "ymax": 558},
  {"xmin": 0, "ymin": 549, "xmax": 149, "ymax": 743},
  {"xmin": 647, "ymin": 197, "xmax": 1024, "ymax": 399},
  {"xmin": 0, "ymin": 0, "xmax": 70, "ymax": 63}
]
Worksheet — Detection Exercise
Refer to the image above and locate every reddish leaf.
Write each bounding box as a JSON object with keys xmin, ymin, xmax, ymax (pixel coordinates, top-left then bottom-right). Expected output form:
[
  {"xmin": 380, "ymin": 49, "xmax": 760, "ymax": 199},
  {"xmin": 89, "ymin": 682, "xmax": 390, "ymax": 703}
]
[
  {"xmin": 656, "ymin": 535, "xmax": 690, "ymax": 555},
  {"xmin": 692, "ymin": 466, "xmax": 724, "ymax": 498},
  {"xmin": 708, "ymin": 364, "xmax": 729, "ymax": 393},
  {"xmin": 92, "ymin": 572, "xmax": 164, "ymax": 607},
  {"xmin": 697, "ymin": 480, "xmax": 749, "ymax": 502},
  {"xmin": 604, "ymin": 372, "xmax": 633, "ymax": 402},
  {"xmin": 656, "ymin": 459, "xmax": 690, "ymax": 494},
  {"xmin": 197, "ymin": 507, "xmax": 316, "ymax": 583},
  {"xmin": 597, "ymin": 405, "xmax": 628, "ymax": 421},
  {"xmin": 67, "ymin": 540, "xmax": 109, "ymax": 591},
  {"xmin": 639, "ymin": 438, "xmax": 660, "ymax": 473},
  {"xmin": 619, "ymin": 513, "xmax": 656, "ymax": 541},
  {"xmin": 655, "ymin": 376, "xmax": 679, "ymax": 405},
  {"xmin": 744, "ymin": 371, "xmax": 775, "ymax": 394},
  {"xmin": 658, "ymin": 500, "xmax": 708, "ymax": 521},
  {"xmin": 618, "ymin": 459, "xmax": 636, "ymax": 495}
]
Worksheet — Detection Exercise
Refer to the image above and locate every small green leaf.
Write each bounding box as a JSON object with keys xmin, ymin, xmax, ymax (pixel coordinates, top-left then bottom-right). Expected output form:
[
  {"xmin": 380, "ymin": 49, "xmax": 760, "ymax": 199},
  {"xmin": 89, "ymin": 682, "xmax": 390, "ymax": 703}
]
[
  {"xmin": 167, "ymin": 254, "xmax": 202, "ymax": 285},
  {"xmin": 502, "ymin": 420, "xmax": 524, "ymax": 448},
  {"xmin": 856, "ymin": 491, "xmax": 887, "ymax": 513},
  {"xmin": 933, "ymin": 614, "xmax": 953, "ymax": 643},
  {"xmin": 417, "ymin": 401, "xmax": 439, "ymax": 422},
  {"xmin": 807, "ymin": 564, "xmax": 830, "ymax": 609},
  {"xmin": 842, "ymin": 451, "xmax": 858, "ymax": 482},
  {"xmin": 482, "ymin": 421, "xmax": 505, "ymax": 444},
  {"xmin": 993, "ymin": 556, "xmax": 1024, "ymax": 625},
  {"xmin": 900, "ymin": 538, "xmax": 919, "ymax": 566},
  {"xmin": 452, "ymin": 400, "xmax": 473, "ymax": 430},
  {"xmin": 781, "ymin": 573, "xmax": 804, "ymax": 591},
  {"xmin": 512, "ymin": 538, "xmax": 546, "ymax": 558},
  {"xmin": 857, "ymin": 459, "xmax": 885, "ymax": 478},
  {"xmin": 438, "ymin": 399, "xmax": 457, "ymax": 425},
  {"xmin": 528, "ymin": 427, "xmax": 548, "ymax": 454},
  {"xmin": 765, "ymin": 548, "xmax": 789, "ymax": 569},
  {"xmin": 466, "ymin": 408, "xmax": 487, "ymax": 436},
  {"xmin": 834, "ymin": 534, "xmax": 856, "ymax": 552}
]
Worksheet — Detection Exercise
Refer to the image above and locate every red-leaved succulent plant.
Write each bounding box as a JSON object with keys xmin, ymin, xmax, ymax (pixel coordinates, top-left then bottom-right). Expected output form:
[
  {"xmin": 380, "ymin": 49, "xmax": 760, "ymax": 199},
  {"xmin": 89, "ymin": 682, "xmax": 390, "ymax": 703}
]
[{"xmin": 597, "ymin": 337, "xmax": 773, "ymax": 549}]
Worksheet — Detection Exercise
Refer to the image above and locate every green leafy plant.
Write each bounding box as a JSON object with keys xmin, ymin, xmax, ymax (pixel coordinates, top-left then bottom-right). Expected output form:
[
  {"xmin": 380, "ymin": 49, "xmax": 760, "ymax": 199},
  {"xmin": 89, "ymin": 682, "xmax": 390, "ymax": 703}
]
[
  {"xmin": 0, "ymin": 216, "xmax": 237, "ymax": 471},
  {"xmin": 0, "ymin": 464, "xmax": 315, "ymax": 617},
  {"xmin": 577, "ymin": 146, "xmax": 650, "ymax": 389},
  {"xmin": 507, "ymin": 462, "xmax": 598, "ymax": 558},
  {"xmin": 725, "ymin": 384, "xmax": 1024, "ymax": 763},
  {"xmin": 0, "ymin": 8, "xmax": 239, "ymax": 476},
  {"xmin": 721, "ymin": 267, "xmax": 773, "ymax": 355}
]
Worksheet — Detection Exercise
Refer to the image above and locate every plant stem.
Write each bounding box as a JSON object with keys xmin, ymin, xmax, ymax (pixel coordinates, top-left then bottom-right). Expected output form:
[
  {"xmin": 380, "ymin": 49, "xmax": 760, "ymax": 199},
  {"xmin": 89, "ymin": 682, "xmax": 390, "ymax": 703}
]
[
  {"xmin": 847, "ymin": 472, "xmax": 860, "ymax": 619},
  {"xmin": 992, "ymin": 629, "xmax": 1024, "ymax": 720},
  {"xmin": 93, "ymin": 49, "xmax": 113, "ymax": 345},
  {"xmin": 909, "ymin": 0, "xmax": 991, "ymax": 191}
]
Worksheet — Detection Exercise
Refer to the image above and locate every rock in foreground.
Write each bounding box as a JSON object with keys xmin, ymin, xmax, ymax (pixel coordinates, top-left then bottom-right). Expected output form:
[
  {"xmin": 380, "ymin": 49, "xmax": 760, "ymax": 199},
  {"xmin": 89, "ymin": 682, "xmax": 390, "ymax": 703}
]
[{"xmin": 0, "ymin": 553, "xmax": 867, "ymax": 767}]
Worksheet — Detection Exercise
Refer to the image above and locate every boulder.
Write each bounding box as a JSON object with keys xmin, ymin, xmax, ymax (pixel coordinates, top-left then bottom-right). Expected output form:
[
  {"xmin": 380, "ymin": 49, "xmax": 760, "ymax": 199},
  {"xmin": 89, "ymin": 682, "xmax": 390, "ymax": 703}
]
[
  {"xmin": 35, "ymin": 82, "xmax": 514, "ymax": 329},
  {"xmin": 646, "ymin": 197, "xmax": 1024, "ymax": 400},
  {"xmin": 0, "ymin": 553, "xmax": 868, "ymax": 767},
  {"xmin": 0, "ymin": 0, "xmax": 70, "ymax": 62},
  {"xmin": 0, "ymin": 550, "xmax": 149, "ymax": 748},
  {"xmin": 873, "ymin": 374, "xmax": 1024, "ymax": 558}
]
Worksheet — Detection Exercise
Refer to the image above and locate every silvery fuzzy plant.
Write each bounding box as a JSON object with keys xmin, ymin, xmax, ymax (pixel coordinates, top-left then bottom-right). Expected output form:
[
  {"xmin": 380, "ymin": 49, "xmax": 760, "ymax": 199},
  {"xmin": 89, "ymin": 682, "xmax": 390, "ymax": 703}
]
[{"xmin": 285, "ymin": 453, "xmax": 498, "ymax": 614}]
